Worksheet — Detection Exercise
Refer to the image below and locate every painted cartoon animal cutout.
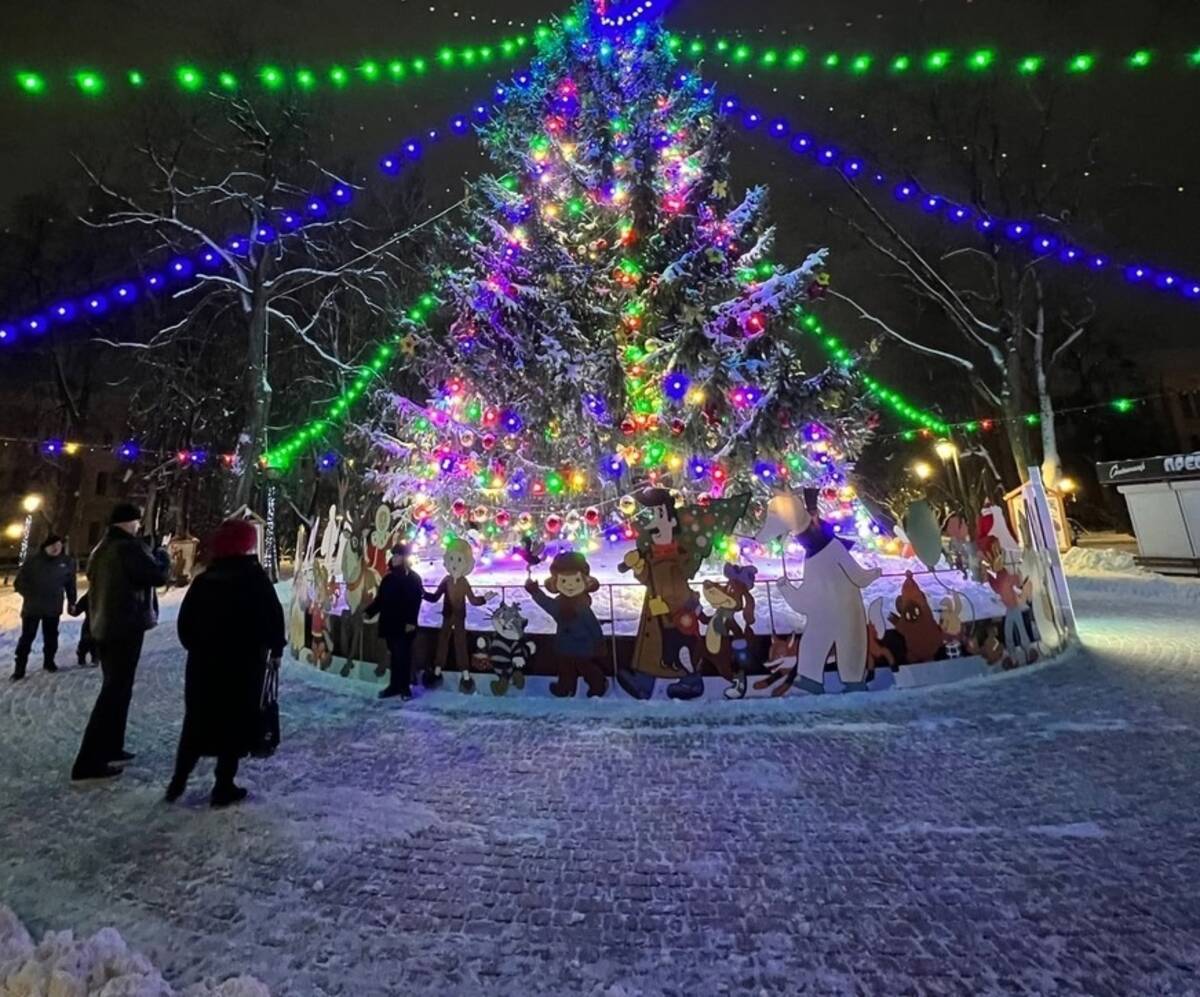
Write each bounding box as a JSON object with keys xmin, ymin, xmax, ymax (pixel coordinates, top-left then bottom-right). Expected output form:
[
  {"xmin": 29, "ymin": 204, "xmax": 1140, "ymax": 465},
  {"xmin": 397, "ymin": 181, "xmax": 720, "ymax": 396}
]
[
  {"xmin": 937, "ymin": 592, "xmax": 976, "ymax": 659},
  {"xmin": 475, "ymin": 602, "xmax": 537, "ymax": 696},
  {"xmin": 985, "ymin": 542, "xmax": 1038, "ymax": 667},
  {"xmin": 777, "ymin": 489, "xmax": 882, "ymax": 693},
  {"xmin": 698, "ymin": 563, "xmax": 757, "ymax": 700},
  {"xmin": 888, "ymin": 572, "xmax": 944, "ymax": 665},
  {"xmin": 754, "ymin": 633, "xmax": 800, "ymax": 697}
]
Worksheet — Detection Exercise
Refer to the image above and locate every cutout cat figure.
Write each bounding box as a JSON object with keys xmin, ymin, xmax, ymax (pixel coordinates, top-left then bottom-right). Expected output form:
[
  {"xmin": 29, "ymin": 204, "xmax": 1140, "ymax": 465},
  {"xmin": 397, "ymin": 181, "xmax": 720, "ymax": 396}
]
[
  {"xmin": 476, "ymin": 603, "xmax": 537, "ymax": 696},
  {"xmin": 777, "ymin": 490, "xmax": 882, "ymax": 693},
  {"xmin": 424, "ymin": 538, "xmax": 493, "ymax": 692},
  {"xmin": 698, "ymin": 563, "xmax": 758, "ymax": 700},
  {"xmin": 525, "ymin": 552, "xmax": 608, "ymax": 698}
]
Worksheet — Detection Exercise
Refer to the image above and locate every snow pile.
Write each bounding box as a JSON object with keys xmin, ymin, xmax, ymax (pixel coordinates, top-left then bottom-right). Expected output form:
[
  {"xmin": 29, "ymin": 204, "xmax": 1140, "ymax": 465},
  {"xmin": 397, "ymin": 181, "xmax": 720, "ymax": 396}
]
[
  {"xmin": 1062, "ymin": 546, "xmax": 1143, "ymax": 575},
  {"xmin": 0, "ymin": 906, "xmax": 267, "ymax": 997},
  {"xmin": 1061, "ymin": 547, "xmax": 1200, "ymax": 607}
]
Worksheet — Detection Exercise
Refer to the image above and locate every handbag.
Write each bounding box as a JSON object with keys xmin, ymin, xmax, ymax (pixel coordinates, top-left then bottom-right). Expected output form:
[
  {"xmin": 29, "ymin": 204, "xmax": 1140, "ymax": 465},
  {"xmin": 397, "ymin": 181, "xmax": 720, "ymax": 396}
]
[{"xmin": 251, "ymin": 657, "xmax": 281, "ymax": 759}]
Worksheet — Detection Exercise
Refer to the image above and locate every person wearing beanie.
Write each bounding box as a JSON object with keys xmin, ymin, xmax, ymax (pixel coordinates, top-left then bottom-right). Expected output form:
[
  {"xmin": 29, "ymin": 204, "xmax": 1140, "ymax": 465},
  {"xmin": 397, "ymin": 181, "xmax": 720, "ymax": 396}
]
[
  {"xmin": 363, "ymin": 543, "xmax": 425, "ymax": 700},
  {"xmin": 12, "ymin": 534, "xmax": 76, "ymax": 681},
  {"xmin": 71, "ymin": 503, "xmax": 171, "ymax": 781},
  {"xmin": 166, "ymin": 519, "xmax": 285, "ymax": 807}
]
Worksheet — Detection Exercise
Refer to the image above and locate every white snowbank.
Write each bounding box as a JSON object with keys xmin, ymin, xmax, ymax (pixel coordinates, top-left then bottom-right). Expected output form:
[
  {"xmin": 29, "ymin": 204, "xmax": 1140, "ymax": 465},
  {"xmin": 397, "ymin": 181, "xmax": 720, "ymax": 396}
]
[
  {"xmin": 1062, "ymin": 546, "xmax": 1143, "ymax": 575},
  {"xmin": 1062, "ymin": 546, "xmax": 1200, "ymax": 606},
  {"xmin": 0, "ymin": 906, "xmax": 267, "ymax": 997}
]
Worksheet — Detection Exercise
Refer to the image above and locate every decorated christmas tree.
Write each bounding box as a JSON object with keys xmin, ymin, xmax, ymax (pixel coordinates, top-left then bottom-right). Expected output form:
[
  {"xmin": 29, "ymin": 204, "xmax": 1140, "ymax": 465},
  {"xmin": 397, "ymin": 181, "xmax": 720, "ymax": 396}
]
[{"xmin": 364, "ymin": 2, "xmax": 882, "ymax": 565}]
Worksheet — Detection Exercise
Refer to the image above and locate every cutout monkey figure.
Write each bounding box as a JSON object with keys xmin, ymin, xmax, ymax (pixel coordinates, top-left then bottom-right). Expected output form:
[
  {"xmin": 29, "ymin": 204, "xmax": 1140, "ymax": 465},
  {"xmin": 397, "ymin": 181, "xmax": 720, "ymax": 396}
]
[
  {"xmin": 778, "ymin": 489, "xmax": 882, "ymax": 693},
  {"xmin": 617, "ymin": 488, "xmax": 750, "ymax": 700},
  {"xmin": 424, "ymin": 538, "xmax": 493, "ymax": 691},
  {"xmin": 698, "ymin": 563, "xmax": 758, "ymax": 700},
  {"xmin": 524, "ymin": 552, "xmax": 608, "ymax": 698}
]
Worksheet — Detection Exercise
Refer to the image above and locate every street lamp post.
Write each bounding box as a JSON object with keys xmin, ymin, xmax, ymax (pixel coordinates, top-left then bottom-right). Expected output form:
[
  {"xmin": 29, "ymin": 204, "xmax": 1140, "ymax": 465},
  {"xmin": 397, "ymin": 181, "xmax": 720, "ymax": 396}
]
[
  {"xmin": 934, "ymin": 439, "xmax": 967, "ymax": 510},
  {"xmin": 18, "ymin": 494, "xmax": 43, "ymax": 566}
]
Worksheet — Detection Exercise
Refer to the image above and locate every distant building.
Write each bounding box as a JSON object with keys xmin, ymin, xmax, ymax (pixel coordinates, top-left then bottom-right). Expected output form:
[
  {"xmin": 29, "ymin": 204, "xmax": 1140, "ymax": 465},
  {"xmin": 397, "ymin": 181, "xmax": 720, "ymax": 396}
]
[{"xmin": 1151, "ymin": 350, "xmax": 1200, "ymax": 452}]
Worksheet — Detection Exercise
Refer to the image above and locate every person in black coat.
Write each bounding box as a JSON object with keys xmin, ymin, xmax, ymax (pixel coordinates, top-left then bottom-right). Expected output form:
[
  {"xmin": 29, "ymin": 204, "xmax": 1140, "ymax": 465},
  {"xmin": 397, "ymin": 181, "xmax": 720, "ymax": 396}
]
[
  {"xmin": 166, "ymin": 519, "xmax": 285, "ymax": 807},
  {"xmin": 363, "ymin": 544, "xmax": 424, "ymax": 700},
  {"xmin": 71, "ymin": 504, "xmax": 170, "ymax": 781},
  {"xmin": 12, "ymin": 534, "xmax": 76, "ymax": 680}
]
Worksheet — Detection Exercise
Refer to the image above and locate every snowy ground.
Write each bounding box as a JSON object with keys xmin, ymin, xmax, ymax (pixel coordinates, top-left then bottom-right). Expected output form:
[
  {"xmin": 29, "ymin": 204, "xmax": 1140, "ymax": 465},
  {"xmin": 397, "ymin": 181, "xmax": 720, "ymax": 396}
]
[{"xmin": 1, "ymin": 559, "xmax": 1199, "ymax": 995}]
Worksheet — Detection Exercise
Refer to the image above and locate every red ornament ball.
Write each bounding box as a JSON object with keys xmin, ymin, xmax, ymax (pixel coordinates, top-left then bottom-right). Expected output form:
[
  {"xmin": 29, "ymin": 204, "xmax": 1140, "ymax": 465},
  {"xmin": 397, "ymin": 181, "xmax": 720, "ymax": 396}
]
[
  {"xmin": 495, "ymin": 509, "xmax": 511, "ymax": 528},
  {"xmin": 452, "ymin": 499, "xmax": 469, "ymax": 518},
  {"xmin": 620, "ymin": 418, "xmax": 637, "ymax": 437},
  {"xmin": 545, "ymin": 514, "xmax": 563, "ymax": 535},
  {"xmin": 584, "ymin": 506, "xmax": 601, "ymax": 526},
  {"xmin": 669, "ymin": 417, "xmax": 686, "ymax": 436},
  {"xmin": 481, "ymin": 433, "xmax": 497, "ymax": 451}
]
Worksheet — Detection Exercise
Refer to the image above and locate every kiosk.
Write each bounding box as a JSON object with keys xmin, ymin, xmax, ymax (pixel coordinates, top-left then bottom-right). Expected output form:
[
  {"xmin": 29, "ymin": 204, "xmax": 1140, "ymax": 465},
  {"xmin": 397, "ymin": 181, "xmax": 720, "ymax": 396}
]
[{"xmin": 1096, "ymin": 452, "xmax": 1200, "ymax": 575}]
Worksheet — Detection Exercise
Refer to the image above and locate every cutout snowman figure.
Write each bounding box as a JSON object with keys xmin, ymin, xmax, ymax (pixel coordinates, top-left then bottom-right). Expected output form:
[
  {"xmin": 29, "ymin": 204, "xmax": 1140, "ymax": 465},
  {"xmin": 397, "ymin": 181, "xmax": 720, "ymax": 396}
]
[{"xmin": 777, "ymin": 489, "xmax": 882, "ymax": 693}]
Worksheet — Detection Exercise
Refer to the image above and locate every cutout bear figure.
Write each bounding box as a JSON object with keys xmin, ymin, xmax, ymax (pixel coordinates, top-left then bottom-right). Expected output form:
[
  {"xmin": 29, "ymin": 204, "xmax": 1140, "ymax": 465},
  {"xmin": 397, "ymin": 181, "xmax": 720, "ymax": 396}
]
[
  {"xmin": 524, "ymin": 552, "xmax": 608, "ymax": 698},
  {"xmin": 777, "ymin": 490, "xmax": 882, "ymax": 693},
  {"xmin": 476, "ymin": 603, "xmax": 537, "ymax": 696},
  {"xmin": 888, "ymin": 572, "xmax": 945, "ymax": 665},
  {"xmin": 698, "ymin": 563, "xmax": 758, "ymax": 700},
  {"xmin": 424, "ymin": 538, "xmax": 493, "ymax": 692}
]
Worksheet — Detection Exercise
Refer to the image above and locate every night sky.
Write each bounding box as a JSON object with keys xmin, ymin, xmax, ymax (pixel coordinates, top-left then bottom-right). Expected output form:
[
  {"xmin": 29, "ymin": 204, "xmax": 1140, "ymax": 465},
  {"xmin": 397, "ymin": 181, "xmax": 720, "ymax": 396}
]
[{"xmin": 3, "ymin": 0, "xmax": 1199, "ymax": 376}]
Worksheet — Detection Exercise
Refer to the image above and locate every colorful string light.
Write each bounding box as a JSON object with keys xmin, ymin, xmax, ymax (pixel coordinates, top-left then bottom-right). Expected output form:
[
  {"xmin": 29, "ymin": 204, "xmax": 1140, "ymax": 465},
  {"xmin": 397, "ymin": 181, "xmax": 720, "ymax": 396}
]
[
  {"xmin": 262, "ymin": 292, "xmax": 441, "ymax": 470},
  {"xmin": 0, "ymin": 60, "xmax": 540, "ymax": 346},
  {"xmin": 713, "ymin": 87, "xmax": 1200, "ymax": 306},
  {"xmin": 6, "ymin": 34, "xmax": 533, "ymax": 101},
  {"xmin": 676, "ymin": 36, "xmax": 1200, "ymax": 79}
]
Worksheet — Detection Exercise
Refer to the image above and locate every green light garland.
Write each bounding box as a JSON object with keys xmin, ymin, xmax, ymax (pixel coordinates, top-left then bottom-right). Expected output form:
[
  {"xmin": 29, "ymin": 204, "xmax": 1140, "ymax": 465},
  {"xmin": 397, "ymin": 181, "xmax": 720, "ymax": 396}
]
[
  {"xmin": 263, "ymin": 291, "xmax": 440, "ymax": 471},
  {"xmin": 794, "ymin": 307, "xmax": 1139, "ymax": 442},
  {"xmin": 8, "ymin": 33, "xmax": 531, "ymax": 100},
  {"xmin": 678, "ymin": 35, "xmax": 1200, "ymax": 80},
  {"xmin": 15, "ymin": 34, "xmax": 1200, "ymax": 102}
]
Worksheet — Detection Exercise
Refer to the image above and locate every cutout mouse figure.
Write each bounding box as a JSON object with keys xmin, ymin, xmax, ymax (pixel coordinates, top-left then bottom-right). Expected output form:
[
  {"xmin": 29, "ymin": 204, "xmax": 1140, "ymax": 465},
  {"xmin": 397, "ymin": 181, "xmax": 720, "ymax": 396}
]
[
  {"xmin": 778, "ymin": 489, "xmax": 882, "ymax": 693},
  {"xmin": 424, "ymin": 538, "xmax": 493, "ymax": 692},
  {"xmin": 525, "ymin": 552, "xmax": 608, "ymax": 698},
  {"xmin": 476, "ymin": 602, "xmax": 536, "ymax": 696},
  {"xmin": 698, "ymin": 563, "xmax": 758, "ymax": 700}
]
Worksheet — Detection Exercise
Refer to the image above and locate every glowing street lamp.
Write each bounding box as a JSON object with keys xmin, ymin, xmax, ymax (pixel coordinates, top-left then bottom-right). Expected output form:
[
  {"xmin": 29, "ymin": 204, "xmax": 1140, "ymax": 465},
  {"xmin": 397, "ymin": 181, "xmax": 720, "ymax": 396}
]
[
  {"xmin": 1057, "ymin": 477, "xmax": 1077, "ymax": 494},
  {"xmin": 934, "ymin": 439, "xmax": 958, "ymax": 461},
  {"xmin": 21, "ymin": 494, "xmax": 43, "ymax": 515},
  {"xmin": 912, "ymin": 460, "xmax": 934, "ymax": 481},
  {"xmin": 4, "ymin": 523, "xmax": 23, "ymax": 541}
]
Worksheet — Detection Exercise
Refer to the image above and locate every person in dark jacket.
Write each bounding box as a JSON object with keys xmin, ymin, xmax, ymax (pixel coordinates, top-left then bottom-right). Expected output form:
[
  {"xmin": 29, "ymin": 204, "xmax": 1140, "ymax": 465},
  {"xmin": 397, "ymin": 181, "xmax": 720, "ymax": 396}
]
[
  {"xmin": 71, "ymin": 503, "xmax": 170, "ymax": 782},
  {"xmin": 166, "ymin": 519, "xmax": 285, "ymax": 807},
  {"xmin": 363, "ymin": 544, "xmax": 424, "ymax": 700},
  {"xmin": 12, "ymin": 534, "xmax": 76, "ymax": 680}
]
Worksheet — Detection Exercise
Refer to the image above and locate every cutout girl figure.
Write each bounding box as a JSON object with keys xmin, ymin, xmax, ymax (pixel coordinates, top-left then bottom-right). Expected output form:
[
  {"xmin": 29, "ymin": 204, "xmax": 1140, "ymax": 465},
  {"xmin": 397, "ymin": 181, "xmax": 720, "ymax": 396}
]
[{"xmin": 424, "ymin": 538, "xmax": 493, "ymax": 691}]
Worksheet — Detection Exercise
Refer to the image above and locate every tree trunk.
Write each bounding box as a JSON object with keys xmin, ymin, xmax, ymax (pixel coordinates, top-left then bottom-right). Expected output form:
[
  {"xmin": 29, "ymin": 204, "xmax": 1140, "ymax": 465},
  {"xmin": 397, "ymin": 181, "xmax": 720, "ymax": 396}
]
[
  {"xmin": 1031, "ymin": 289, "xmax": 1062, "ymax": 487},
  {"xmin": 1003, "ymin": 343, "xmax": 1032, "ymax": 484},
  {"xmin": 232, "ymin": 270, "xmax": 272, "ymax": 513}
]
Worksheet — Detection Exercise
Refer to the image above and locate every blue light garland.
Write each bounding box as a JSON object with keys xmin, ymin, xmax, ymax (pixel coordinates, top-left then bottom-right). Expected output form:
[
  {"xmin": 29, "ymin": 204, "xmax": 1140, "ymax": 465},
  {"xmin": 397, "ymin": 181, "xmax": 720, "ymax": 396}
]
[
  {"xmin": 713, "ymin": 86, "xmax": 1200, "ymax": 305},
  {"xmin": 0, "ymin": 63, "xmax": 536, "ymax": 347}
]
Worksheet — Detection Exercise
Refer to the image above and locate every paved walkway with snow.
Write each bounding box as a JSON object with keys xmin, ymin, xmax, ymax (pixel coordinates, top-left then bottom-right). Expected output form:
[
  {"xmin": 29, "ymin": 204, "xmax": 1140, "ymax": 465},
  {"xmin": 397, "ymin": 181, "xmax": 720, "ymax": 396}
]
[{"xmin": 1, "ymin": 577, "xmax": 1199, "ymax": 995}]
